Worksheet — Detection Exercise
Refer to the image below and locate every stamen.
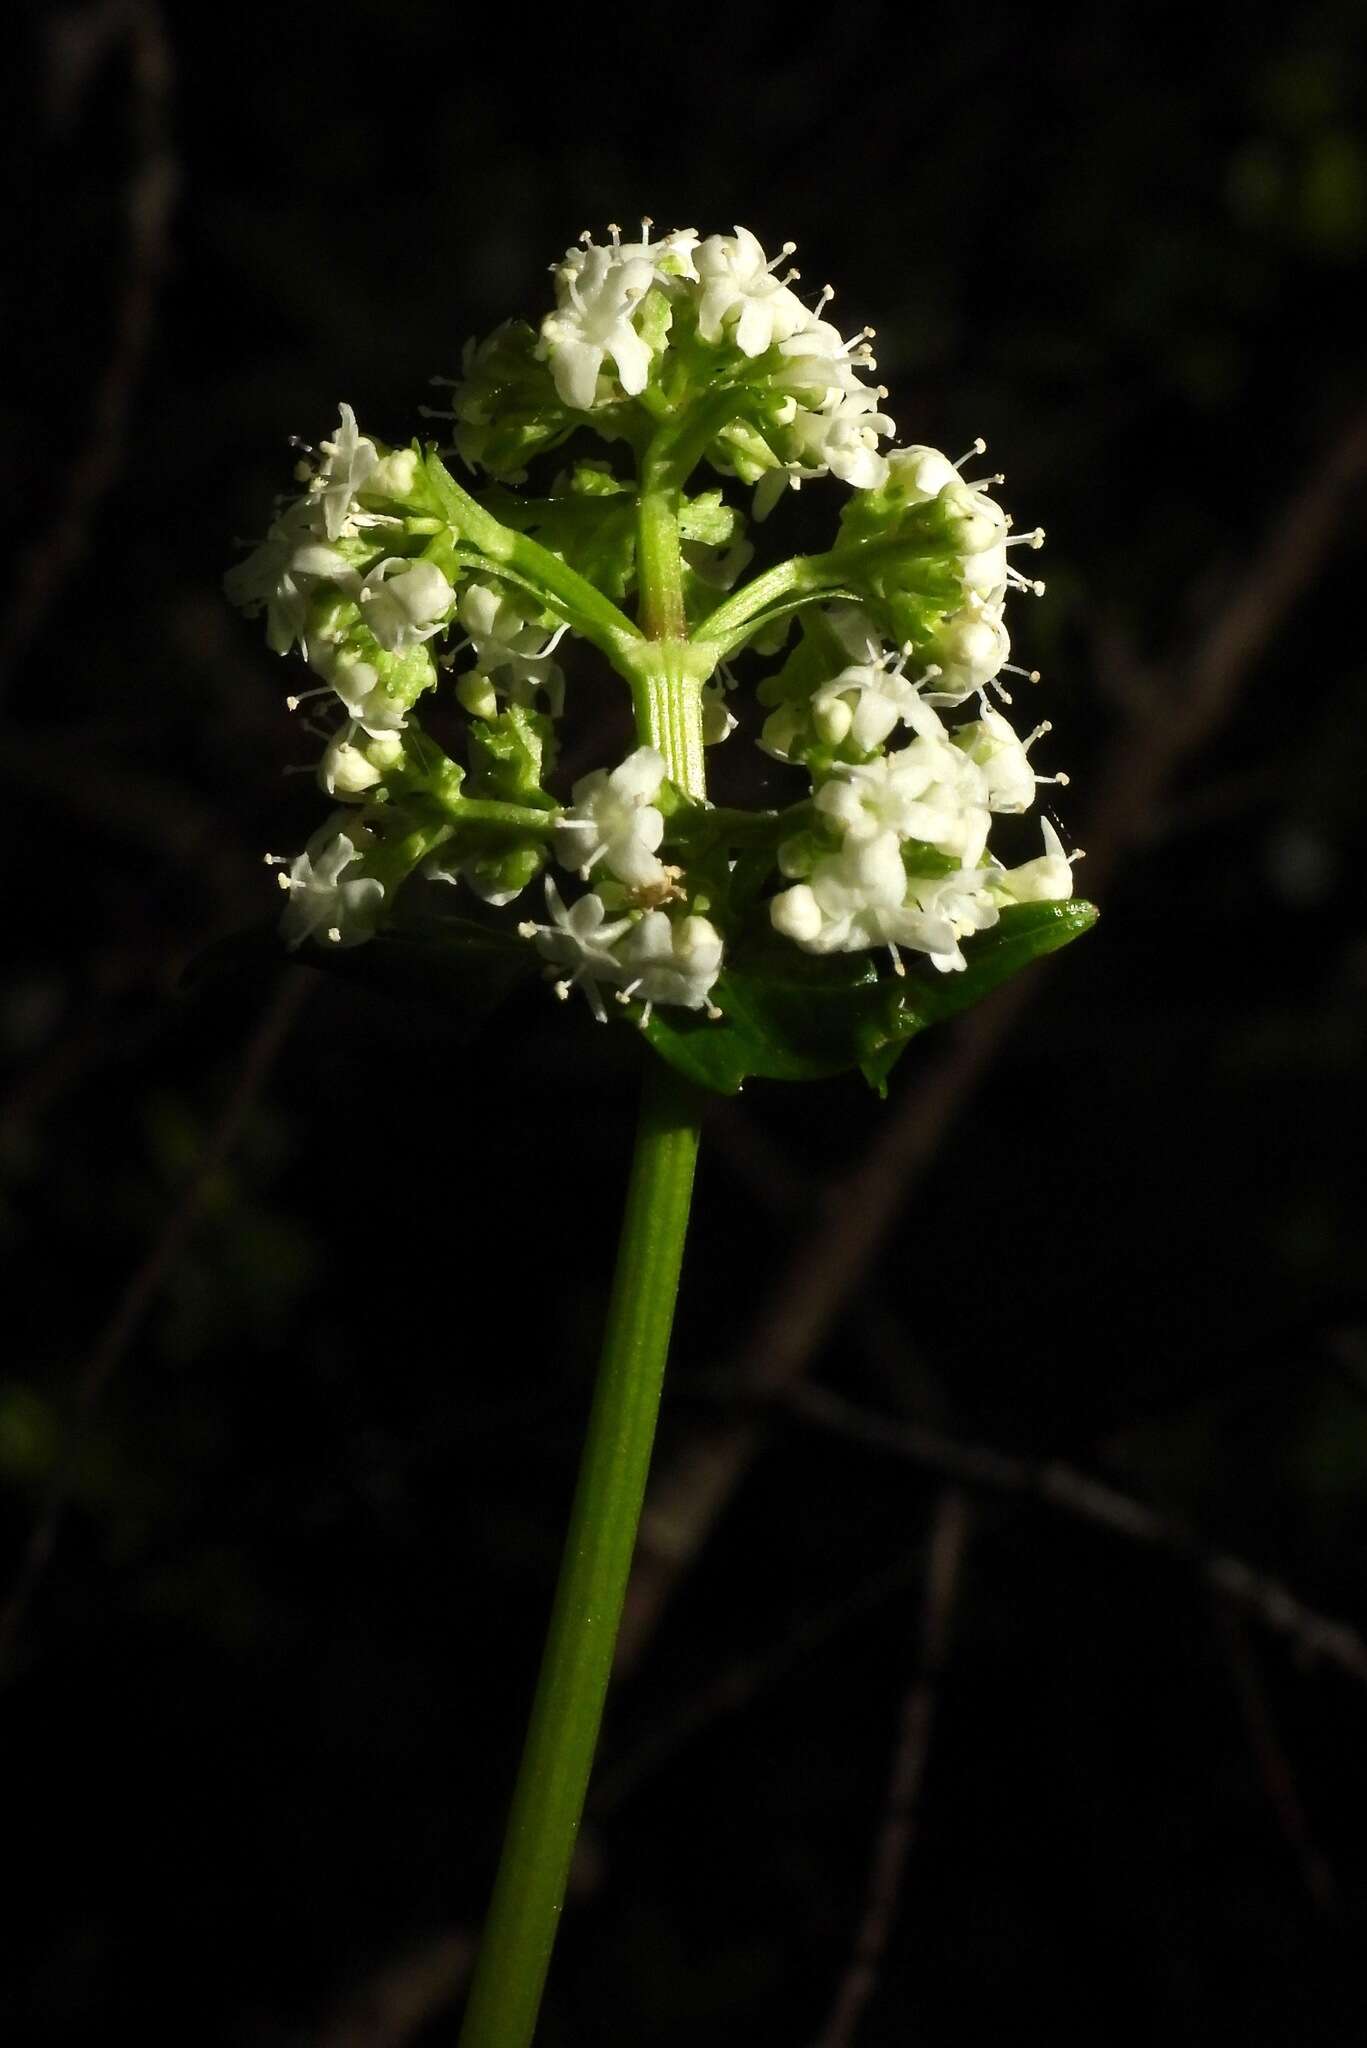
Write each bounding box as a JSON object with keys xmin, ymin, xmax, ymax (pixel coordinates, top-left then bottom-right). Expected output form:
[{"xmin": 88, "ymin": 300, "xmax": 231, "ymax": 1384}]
[
  {"xmin": 1002, "ymin": 663, "xmax": 1041, "ymax": 683},
  {"xmin": 954, "ymin": 437, "xmax": 988, "ymax": 469},
  {"xmin": 766, "ymin": 240, "xmax": 798, "ymax": 273},
  {"xmin": 1005, "ymin": 528, "xmax": 1046, "ymax": 549}
]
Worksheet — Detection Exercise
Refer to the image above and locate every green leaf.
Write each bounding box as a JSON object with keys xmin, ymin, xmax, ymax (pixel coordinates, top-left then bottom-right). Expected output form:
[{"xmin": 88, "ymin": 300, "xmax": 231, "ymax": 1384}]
[{"xmin": 644, "ymin": 900, "xmax": 1098, "ymax": 1096}]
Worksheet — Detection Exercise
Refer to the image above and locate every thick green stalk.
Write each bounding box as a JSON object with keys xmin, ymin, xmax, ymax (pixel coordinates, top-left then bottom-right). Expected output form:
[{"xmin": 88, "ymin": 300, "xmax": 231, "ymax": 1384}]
[
  {"xmin": 457, "ymin": 445, "xmax": 707, "ymax": 2048},
  {"xmin": 455, "ymin": 1064, "xmax": 700, "ymax": 2048}
]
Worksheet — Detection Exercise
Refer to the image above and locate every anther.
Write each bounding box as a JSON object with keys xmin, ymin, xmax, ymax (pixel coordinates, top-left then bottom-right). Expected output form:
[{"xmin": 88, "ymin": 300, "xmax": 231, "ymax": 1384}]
[{"xmin": 326, "ymin": 926, "xmax": 342, "ymax": 944}]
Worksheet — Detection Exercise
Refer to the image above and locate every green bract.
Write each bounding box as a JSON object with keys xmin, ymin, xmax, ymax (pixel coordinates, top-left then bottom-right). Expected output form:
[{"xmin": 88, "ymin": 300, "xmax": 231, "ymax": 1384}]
[{"xmin": 224, "ymin": 225, "xmax": 1094, "ymax": 1090}]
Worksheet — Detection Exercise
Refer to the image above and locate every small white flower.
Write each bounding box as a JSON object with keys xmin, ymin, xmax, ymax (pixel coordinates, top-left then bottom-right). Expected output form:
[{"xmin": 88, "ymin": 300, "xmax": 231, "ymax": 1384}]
[
  {"xmin": 322, "ymin": 648, "xmax": 408, "ymax": 735},
  {"xmin": 938, "ymin": 479, "xmax": 1008, "ymax": 558},
  {"xmin": 517, "ymin": 880, "xmax": 636, "ymax": 1021},
  {"xmin": 905, "ymin": 868, "xmax": 1001, "ymax": 974},
  {"xmin": 277, "ymin": 830, "xmax": 384, "ymax": 950},
  {"xmin": 791, "ymin": 387, "xmax": 895, "ymax": 491},
  {"xmin": 992, "ymin": 818, "xmax": 1076, "ymax": 903},
  {"xmin": 694, "ymin": 227, "xmax": 808, "ymax": 355},
  {"xmin": 457, "ymin": 582, "xmax": 566, "ymax": 709},
  {"xmin": 618, "ymin": 912, "xmax": 724, "ymax": 1016},
  {"xmin": 356, "ymin": 557, "xmax": 454, "ymax": 652},
  {"xmin": 769, "ymin": 831, "xmax": 956, "ymax": 966},
  {"xmin": 320, "ymin": 723, "xmax": 402, "ymax": 799},
  {"xmin": 772, "ymin": 317, "xmax": 877, "ymax": 409},
  {"xmin": 558, "ymin": 221, "xmax": 700, "ymax": 286},
  {"xmin": 884, "ymin": 444, "xmax": 960, "ymax": 506},
  {"xmin": 811, "ymin": 659, "xmax": 942, "ymax": 753},
  {"xmin": 816, "ymin": 752, "xmax": 944, "ymax": 842},
  {"xmin": 310, "ymin": 403, "xmax": 379, "ymax": 540},
  {"xmin": 540, "ymin": 244, "xmax": 658, "ymax": 409},
  {"xmin": 953, "ymin": 708, "xmax": 1054, "ymax": 814},
  {"xmin": 922, "ymin": 596, "xmax": 1011, "ymax": 703},
  {"xmin": 224, "ymin": 498, "xmax": 348, "ymax": 656},
  {"xmin": 555, "ymin": 746, "xmax": 667, "ymax": 890}
]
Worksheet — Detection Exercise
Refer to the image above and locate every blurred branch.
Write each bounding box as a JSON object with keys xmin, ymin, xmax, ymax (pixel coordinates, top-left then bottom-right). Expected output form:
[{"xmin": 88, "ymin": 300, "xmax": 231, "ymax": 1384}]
[
  {"xmin": 0, "ymin": 970, "xmax": 310, "ymax": 1677},
  {"xmin": 1212, "ymin": 1601, "xmax": 1339, "ymax": 1914},
  {"xmin": 812, "ymin": 1488, "xmax": 972, "ymax": 2048},
  {"xmin": 615, "ymin": 397, "xmax": 1367, "ymax": 1677},
  {"xmin": 782, "ymin": 1384, "xmax": 1367, "ymax": 1687},
  {"xmin": 0, "ymin": 1, "xmax": 176, "ymax": 698}
]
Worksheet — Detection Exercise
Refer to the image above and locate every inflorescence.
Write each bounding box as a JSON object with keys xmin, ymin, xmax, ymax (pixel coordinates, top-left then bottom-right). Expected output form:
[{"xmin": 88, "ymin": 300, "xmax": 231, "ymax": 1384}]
[{"xmin": 228, "ymin": 222, "xmax": 1078, "ymax": 1027}]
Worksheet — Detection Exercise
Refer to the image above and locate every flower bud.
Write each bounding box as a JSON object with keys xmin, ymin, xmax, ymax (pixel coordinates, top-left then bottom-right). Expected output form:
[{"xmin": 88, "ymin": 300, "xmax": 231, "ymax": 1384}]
[
  {"xmin": 363, "ymin": 448, "xmax": 420, "ymax": 502},
  {"xmin": 812, "ymin": 693, "xmax": 853, "ymax": 744},
  {"xmin": 457, "ymin": 670, "xmax": 500, "ymax": 720},
  {"xmin": 770, "ymin": 884, "xmax": 823, "ymax": 942}
]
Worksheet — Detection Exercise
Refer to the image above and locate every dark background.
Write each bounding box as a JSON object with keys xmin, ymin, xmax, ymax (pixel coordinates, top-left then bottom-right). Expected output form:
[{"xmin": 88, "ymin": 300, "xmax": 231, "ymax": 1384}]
[{"xmin": 5, "ymin": 1, "xmax": 1367, "ymax": 2041}]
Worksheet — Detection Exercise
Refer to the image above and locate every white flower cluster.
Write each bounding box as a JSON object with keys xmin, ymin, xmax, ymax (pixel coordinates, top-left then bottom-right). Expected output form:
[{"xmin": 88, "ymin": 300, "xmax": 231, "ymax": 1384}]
[
  {"xmin": 454, "ymin": 582, "xmax": 567, "ymax": 718},
  {"xmin": 518, "ymin": 745, "xmax": 723, "ymax": 1024},
  {"xmin": 769, "ymin": 633, "xmax": 1074, "ymax": 974},
  {"xmin": 226, "ymin": 404, "xmax": 456, "ymax": 737},
  {"xmin": 520, "ymin": 885, "xmax": 724, "ymax": 1027},
  {"xmin": 536, "ymin": 222, "xmax": 895, "ymax": 501},
  {"xmin": 231, "ymin": 255, "xmax": 1076, "ymax": 1030}
]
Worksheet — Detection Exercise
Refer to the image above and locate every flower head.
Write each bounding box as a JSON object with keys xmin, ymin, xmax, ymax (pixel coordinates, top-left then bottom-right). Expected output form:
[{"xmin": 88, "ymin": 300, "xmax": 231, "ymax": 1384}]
[
  {"xmin": 555, "ymin": 747, "xmax": 668, "ymax": 890},
  {"xmin": 277, "ymin": 829, "xmax": 384, "ymax": 950},
  {"xmin": 540, "ymin": 244, "xmax": 659, "ymax": 410}
]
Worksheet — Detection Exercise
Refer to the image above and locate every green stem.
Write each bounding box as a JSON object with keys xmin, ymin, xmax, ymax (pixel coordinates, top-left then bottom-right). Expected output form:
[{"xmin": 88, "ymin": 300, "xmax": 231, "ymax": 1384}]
[
  {"xmin": 456, "ymin": 1065, "xmax": 700, "ymax": 2048},
  {"xmin": 691, "ymin": 549, "xmax": 824, "ymax": 646},
  {"xmin": 458, "ymin": 453, "xmax": 708, "ymax": 2047},
  {"xmin": 636, "ymin": 441, "xmax": 688, "ymax": 642},
  {"xmin": 426, "ymin": 451, "xmax": 644, "ymax": 665}
]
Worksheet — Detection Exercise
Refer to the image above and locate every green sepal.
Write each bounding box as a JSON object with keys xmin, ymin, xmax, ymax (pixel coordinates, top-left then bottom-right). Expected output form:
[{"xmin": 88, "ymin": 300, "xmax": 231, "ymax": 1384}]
[
  {"xmin": 642, "ymin": 900, "xmax": 1098, "ymax": 1096},
  {"xmin": 465, "ymin": 704, "xmax": 556, "ymax": 807}
]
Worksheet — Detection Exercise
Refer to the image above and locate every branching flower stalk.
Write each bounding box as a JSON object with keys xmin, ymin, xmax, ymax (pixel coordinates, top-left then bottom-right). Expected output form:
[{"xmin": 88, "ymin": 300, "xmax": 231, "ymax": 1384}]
[{"xmin": 227, "ymin": 220, "xmax": 1096, "ymax": 2046}]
